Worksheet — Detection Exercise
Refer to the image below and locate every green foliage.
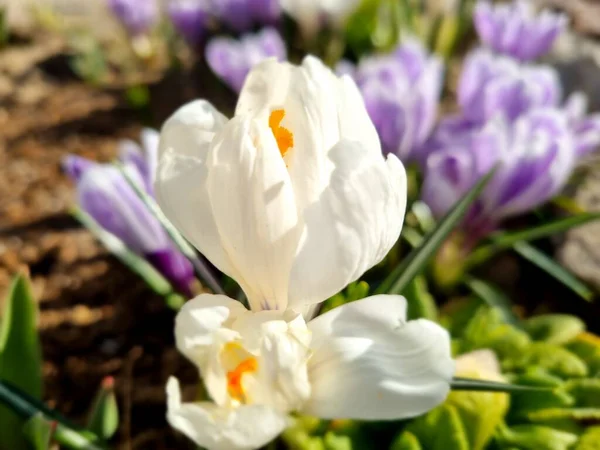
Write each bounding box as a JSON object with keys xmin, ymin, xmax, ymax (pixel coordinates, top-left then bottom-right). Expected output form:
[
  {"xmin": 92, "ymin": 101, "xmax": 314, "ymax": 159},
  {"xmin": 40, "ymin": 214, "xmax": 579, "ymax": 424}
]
[
  {"xmin": 495, "ymin": 424, "xmax": 578, "ymax": 450},
  {"xmin": 503, "ymin": 343, "xmax": 588, "ymax": 379},
  {"xmin": 405, "ymin": 404, "xmax": 470, "ymax": 450},
  {"xmin": 0, "ymin": 274, "xmax": 43, "ymax": 450},
  {"xmin": 320, "ymin": 282, "xmax": 370, "ymax": 314},
  {"xmin": 404, "ymin": 275, "xmax": 438, "ymax": 321},
  {"xmin": 525, "ymin": 315, "xmax": 586, "ymax": 345},
  {"xmin": 390, "ymin": 431, "xmax": 422, "ymax": 450},
  {"xmin": 575, "ymin": 427, "xmax": 600, "ymax": 450},
  {"xmin": 22, "ymin": 413, "xmax": 54, "ymax": 450}
]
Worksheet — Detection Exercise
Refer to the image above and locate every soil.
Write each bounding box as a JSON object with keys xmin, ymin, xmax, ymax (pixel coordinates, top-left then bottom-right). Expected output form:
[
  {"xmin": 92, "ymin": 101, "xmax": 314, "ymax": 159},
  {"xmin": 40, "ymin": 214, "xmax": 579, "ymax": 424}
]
[{"xmin": 0, "ymin": 32, "xmax": 208, "ymax": 450}]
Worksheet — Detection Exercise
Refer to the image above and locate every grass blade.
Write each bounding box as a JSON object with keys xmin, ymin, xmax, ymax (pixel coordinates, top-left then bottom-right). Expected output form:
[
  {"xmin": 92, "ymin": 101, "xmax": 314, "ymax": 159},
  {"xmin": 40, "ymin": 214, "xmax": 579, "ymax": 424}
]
[
  {"xmin": 512, "ymin": 241, "xmax": 593, "ymax": 302},
  {"xmin": 464, "ymin": 276, "xmax": 521, "ymax": 328},
  {"xmin": 376, "ymin": 167, "xmax": 497, "ymax": 295},
  {"xmin": 468, "ymin": 212, "xmax": 600, "ymax": 267},
  {"xmin": 0, "ymin": 381, "xmax": 102, "ymax": 450},
  {"xmin": 451, "ymin": 377, "xmax": 550, "ymax": 393},
  {"xmin": 71, "ymin": 206, "xmax": 184, "ymax": 309},
  {"xmin": 115, "ymin": 162, "xmax": 225, "ymax": 295}
]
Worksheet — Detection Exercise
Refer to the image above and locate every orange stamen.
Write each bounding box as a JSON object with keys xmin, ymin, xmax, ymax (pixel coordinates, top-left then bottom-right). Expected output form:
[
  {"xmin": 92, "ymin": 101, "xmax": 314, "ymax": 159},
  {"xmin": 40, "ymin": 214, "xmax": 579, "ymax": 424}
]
[
  {"xmin": 269, "ymin": 109, "xmax": 294, "ymax": 157},
  {"xmin": 226, "ymin": 357, "xmax": 258, "ymax": 402}
]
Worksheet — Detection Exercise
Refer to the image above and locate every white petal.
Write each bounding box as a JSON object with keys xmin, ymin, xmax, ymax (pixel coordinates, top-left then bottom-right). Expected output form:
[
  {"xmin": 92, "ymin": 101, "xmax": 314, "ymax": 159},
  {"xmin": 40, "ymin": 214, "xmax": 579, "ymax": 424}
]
[
  {"xmin": 166, "ymin": 378, "xmax": 288, "ymax": 450},
  {"xmin": 154, "ymin": 100, "xmax": 234, "ymax": 276},
  {"xmin": 175, "ymin": 294, "xmax": 247, "ymax": 364},
  {"xmin": 304, "ymin": 295, "xmax": 454, "ymax": 420},
  {"xmin": 288, "ymin": 143, "xmax": 407, "ymax": 308},
  {"xmin": 206, "ymin": 116, "xmax": 301, "ymax": 311}
]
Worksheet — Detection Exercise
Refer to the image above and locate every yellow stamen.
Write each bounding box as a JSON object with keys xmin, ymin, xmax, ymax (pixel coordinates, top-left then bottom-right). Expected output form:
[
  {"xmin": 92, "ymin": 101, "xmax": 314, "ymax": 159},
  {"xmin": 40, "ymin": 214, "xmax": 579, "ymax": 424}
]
[
  {"xmin": 269, "ymin": 109, "xmax": 294, "ymax": 157},
  {"xmin": 226, "ymin": 357, "xmax": 258, "ymax": 402}
]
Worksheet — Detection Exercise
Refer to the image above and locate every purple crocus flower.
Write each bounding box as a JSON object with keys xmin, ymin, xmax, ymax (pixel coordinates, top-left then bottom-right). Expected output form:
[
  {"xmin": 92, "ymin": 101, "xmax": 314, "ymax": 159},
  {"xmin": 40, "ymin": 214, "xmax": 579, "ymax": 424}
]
[
  {"xmin": 212, "ymin": 0, "xmax": 281, "ymax": 31},
  {"xmin": 167, "ymin": 0, "xmax": 212, "ymax": 46},
  {"xmin": 422, "ymin": 108, "xmax": 576, "ymax": 240},
  {"xmin": 64, "ymin": 129, "xmax": 194, "ymax": 296},
  {"xmin": 341, "ymin": 39, "xmax": 443, "ymax": 163},
  {"xmin": 563, "ymin": 92, "xmax": 600, "ymax": 157},
  {"xmin": 458, "ymin": 49, "xmax": 561, "ymax": 124},
  {"xmin": 205, "ymin": 27, "xmax": 287, "ymax": 93},
  {"xmin": 474, "ymin": 0, "xmax": 567, "ymax": 61},
  {"xmin": 108, "ymin": 0, "xmax": 159, "ymax": 35}
]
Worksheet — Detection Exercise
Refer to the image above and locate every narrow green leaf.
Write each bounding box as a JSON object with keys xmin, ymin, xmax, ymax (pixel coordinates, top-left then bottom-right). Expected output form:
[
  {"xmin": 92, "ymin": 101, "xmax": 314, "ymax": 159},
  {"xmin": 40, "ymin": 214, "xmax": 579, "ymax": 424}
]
[
  {"xmin": 23, "ymin": 413, "xmax": 55, "ymax": 450},
  {"xmin": 115, "ymin": 163, "xmax": 225, "ymax": 295},
  {"xmin": 451, "ymin": 377, "xmax": 550, "ymax": 394},
  {"xmin": 376, "ymin": 167, "xmax": 497, "ymax": 295},
  {"xmin": 71, "ymin": 206, "xmax": 184, "ymax": 308},
  {"xmin": 0, "ymin": 273, "xmax": 43, "ymax": 450},
  {"xmin": 86, "ymin": 377, "xmax": 119, "ymax": 441},
  {"xmin": 464, "ymin": 276, "xmax": 521, "ymax": 328},
  {"xmin": 0, "ymin": 381, "xmax": 102, "ymax": 450},
  {"xmin": 513, "ymin": 241, "xmax": 593, "ymax": 301},
  {"xmin": 468, "ymin": 212, "xmax": 600, "ymax": 267}
]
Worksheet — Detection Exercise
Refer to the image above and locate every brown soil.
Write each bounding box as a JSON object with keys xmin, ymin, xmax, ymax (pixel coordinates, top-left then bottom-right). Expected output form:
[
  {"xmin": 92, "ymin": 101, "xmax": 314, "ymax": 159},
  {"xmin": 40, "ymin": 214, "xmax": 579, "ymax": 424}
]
[{"xmin": 0, "ymin": 33, "xmax": 206, "ymax": 450}]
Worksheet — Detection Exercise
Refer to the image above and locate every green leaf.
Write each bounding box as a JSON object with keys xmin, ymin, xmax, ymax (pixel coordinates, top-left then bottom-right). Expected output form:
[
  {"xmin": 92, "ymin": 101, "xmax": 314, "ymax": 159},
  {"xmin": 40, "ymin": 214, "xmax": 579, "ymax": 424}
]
[
  {"xmin": 71, "ymin": 207, "xmax": 184, "ymax": 309},
  {"xmin": 457, "ymin": 306, "xmax": 530, "ymax": 360},
  {"xmin": 575, "ymin": 426, "xmax": 600, "ymax": 450},
  {"xmin": 405, "ymin": 275, "xmax": 438, "ymax": 321},
  {"xmin": 524, "ymin": 314, "xmax": 586, "ymax": 345},
  {"xmin": 495, "ymin": 424, "xmax": 578, "ymax": 450},
  {"xmin": 376, "ymin": 167, "xmax": 497, "ymax": 295},
  {"xmin": 503, "ymin": 343, "xmax": 588, "ymax": 379},
  {"xmin": 0, "ymin": 273, "xmax": 43, "ymax": 450},
  {"xmin": 464, "ymin": 277, "xmax": 521, "ymax": 328},
  {"xmin": 115, "ymin": 163, "xmax": 225, "ymax": 295},
  {"xmin": 390, "ymin": 431, "xmax": 423, "ymax": 450},
  {"xmin": 468, "ymin": 212, "xmax": 600, "ymax": 267},
  {"xmin": 0, "ymin": 381, "xmax": 102, "ymax": 450},
  {"xmin": 86, "ymin": 377, "xmax": 119, "ymax": 441},
  {"xmin": 563, "ymin": 378, "xmax": 600, "ymax": 408},
  {"xmin": 450, "ymin": 377, "xmax": 550, "ymax": 394},
  {"xmin": 406, "ymin": 404, "xmax": 469, "ymax": 450},
  {"xmin": 513, "ymin": 241, "xmax": 593, "ymax": 301},
  {"xmin": 22, "ymin": 413, "xmax": 55, "ymax": 450},
  {"xmin": 567, "ymin": 332, "xmax": 600, "ymax": 376}
]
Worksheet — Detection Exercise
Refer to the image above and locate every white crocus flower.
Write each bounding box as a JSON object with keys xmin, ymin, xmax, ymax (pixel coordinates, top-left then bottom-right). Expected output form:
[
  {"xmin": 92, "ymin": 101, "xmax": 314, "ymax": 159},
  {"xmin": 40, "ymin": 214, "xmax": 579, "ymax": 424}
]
[
  {"xmin": 156, "ymin": 56, "xmax": 406, "ymax": 313},
  {"xmin": 167, "ymin": 294, "xmax": 454, "ymax": 450},
  {"xmin": 281, "ymin": 0, "xmax": 362, "ymax": 38},
  {"xmin": 156, "ymin": 56, "xmax": 455, "ymax": 449}
]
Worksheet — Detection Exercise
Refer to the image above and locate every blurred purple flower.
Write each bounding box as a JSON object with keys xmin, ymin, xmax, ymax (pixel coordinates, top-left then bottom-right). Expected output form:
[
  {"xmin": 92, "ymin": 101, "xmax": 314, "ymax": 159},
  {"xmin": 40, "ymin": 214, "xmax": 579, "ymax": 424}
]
[
  {"xmin": 167, "ymin": 0, "xmax": 212, "ymax": 45},
  {"xmin": 422, "ymin": 108, "xmax": 576, "ymax": 240},
  {"xmin": 563, "ymin": 92, "xmax": 600, "ymax": 157},
  {"xmin": 64, "ymin": 129, "xmax": 194, "ymax": 295},
  {"xmin": 341, "ymin": 39, "xmax": 443, "ymax": 163},
  {"xmin": 213, "ymin": 0, "xmax": 281, "ymax": 31},
  {"xmin": 206, "ymin": 27, "xmax": 287, "ymax": 93},
  {"xmin": 458, "ymin": 49, "xmax": 561, "ymax": 124},
  {"xmin": 108, "ymin": 0, "xmax": 159, "ymax": 35},
  {"xmin": 474, "ymin": 0, "xmax": 567, "ymax": 61}
]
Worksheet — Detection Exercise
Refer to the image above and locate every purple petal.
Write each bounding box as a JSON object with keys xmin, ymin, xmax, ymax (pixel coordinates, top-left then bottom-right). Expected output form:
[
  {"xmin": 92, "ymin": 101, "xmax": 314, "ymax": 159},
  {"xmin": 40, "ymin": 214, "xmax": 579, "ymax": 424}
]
[
  {"xmin": 108, "ymin": 0, "xmax": 159, "ymax": 35},
  {"xmin": 205, "ymin": 28, "xmax": 286, "ymax": 93},
  {"xmin": 167, "ymin": 0, "xmax": 211, "ymax": 45},
  {"xmin": 78, "ymin": 166, "xmax": 170, "ymax": 254},
  {"xmin": 147, "ymin": 249, "xmax": 194, "ymax": 296},
  {"xmin": 63, "ymin": 155, "xmax": 97, "ymax": 182}
]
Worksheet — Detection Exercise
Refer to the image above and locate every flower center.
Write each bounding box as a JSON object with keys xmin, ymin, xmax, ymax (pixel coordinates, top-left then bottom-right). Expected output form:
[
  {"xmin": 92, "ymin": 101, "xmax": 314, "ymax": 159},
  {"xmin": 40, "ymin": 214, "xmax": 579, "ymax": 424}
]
[
  {"xmin": 269, "ymin": 109, "xmax": 294, "ymax": 157},
  {"xmin": 226, "ymin": 356, "xmax": 258, "ymax": 402}
]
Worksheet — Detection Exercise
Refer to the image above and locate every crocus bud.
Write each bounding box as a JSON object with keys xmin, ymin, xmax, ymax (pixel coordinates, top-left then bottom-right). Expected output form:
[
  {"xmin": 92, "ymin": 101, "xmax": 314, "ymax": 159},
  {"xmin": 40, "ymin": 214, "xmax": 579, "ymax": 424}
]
[
  {"xmin": 474, "ymin": 0, "xmax": 567, "ymax": 61},
  {"xmin": 206, "ymin": 27, "xmax": 287, "ymax": 93},
  {"xmin": 64, "ymin": 130, "xmax": 194, "ymax": 295},
  {"xmin": 107, "ymin": 0, "xmax": 159, "ymax": 36},
  {"xmin": 344, "ymin": 39, "xmax": 443, "ymax": 163},
  {"xmin": 458, "ymin": 49, "xmax": 561, "ymax": 124},
  {"xmin": 167, "ymin": 0, "xmax": 211, "ymax": 46}
]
